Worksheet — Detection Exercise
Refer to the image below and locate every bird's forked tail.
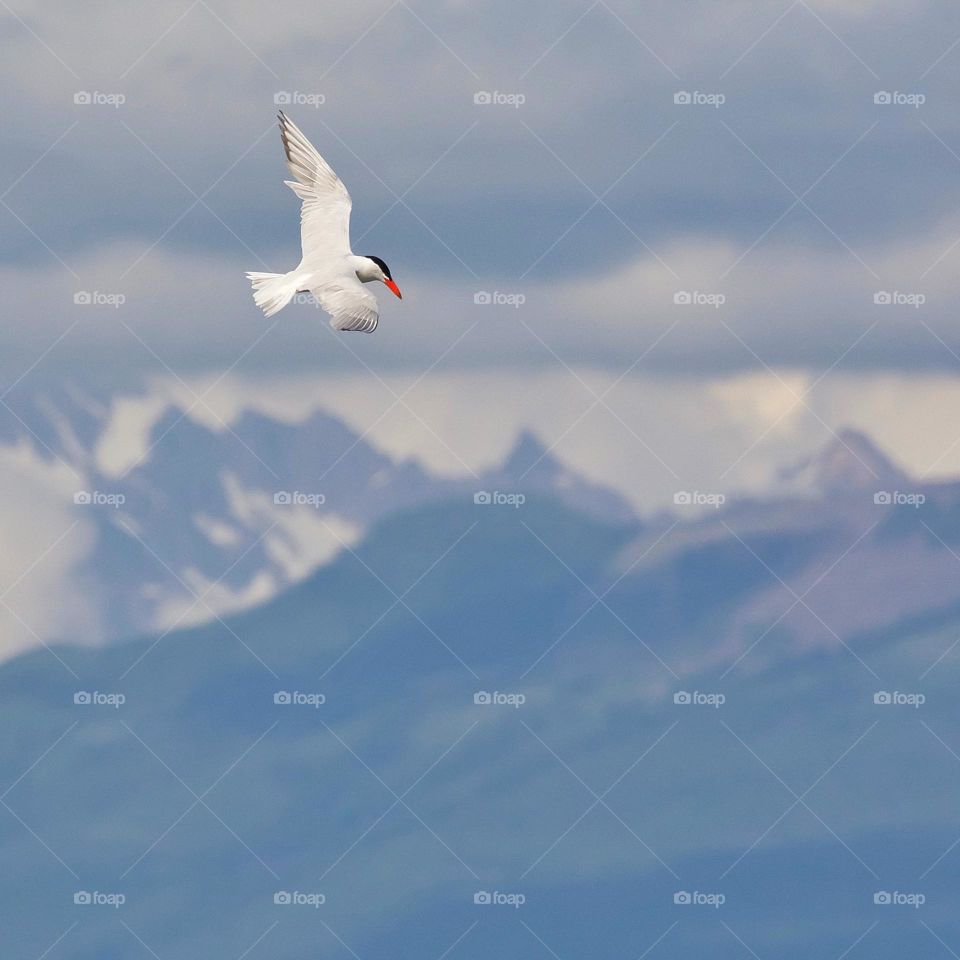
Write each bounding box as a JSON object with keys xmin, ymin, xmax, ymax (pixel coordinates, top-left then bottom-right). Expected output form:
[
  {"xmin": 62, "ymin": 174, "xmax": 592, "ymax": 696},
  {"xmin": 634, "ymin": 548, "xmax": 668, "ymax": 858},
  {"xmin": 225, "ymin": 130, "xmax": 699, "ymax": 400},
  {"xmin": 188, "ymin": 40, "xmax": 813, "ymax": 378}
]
[{"xmin": 246, "ymin": 271, "xmax": 299, "ymax": 317}]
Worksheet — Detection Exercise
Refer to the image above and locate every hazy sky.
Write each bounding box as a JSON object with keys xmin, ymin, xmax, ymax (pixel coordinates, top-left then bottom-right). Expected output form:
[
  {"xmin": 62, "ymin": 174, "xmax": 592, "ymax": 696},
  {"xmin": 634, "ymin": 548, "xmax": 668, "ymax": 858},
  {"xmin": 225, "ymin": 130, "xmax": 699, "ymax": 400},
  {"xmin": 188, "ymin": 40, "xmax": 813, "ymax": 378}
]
[
  {"xmin": 6, "ymin": 0, "xmax": 960, "ymax": 667},
  {"xmin": 3, "ymin": 14, "xmax": 960, "ymax": 954},
  {"xmin": 4, "ymin": 0, "xmax": 960, "ymax": 383}
]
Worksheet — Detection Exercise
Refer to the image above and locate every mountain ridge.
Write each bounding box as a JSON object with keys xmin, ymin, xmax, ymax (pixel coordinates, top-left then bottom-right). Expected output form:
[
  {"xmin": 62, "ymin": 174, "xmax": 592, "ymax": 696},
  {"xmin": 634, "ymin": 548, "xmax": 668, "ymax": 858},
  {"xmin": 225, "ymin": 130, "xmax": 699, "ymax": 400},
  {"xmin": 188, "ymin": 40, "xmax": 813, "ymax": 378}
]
[
  {"xmin": 2, "ymin": 493, "xmax": 959, "ymax": 960},
  {"xmin": 0, "ymin": 386, "xmax": 636, "ymax": 647}
]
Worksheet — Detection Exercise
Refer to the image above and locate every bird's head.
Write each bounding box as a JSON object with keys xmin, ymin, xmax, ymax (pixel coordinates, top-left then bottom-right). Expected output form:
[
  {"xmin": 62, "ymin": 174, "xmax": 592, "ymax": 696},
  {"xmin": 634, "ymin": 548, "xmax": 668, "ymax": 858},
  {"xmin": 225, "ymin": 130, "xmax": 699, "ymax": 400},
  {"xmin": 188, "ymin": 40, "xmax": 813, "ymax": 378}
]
[{"xmin": 362, "ymin": 255, "xmax": 402, "ymax": 299}]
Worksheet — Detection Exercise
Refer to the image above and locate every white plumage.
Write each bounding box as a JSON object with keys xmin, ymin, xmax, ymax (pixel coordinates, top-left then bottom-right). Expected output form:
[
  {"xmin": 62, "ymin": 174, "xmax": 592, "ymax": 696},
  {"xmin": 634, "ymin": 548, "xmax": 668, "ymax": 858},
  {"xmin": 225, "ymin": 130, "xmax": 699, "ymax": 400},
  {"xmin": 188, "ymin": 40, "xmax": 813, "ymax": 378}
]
[
  {"xmin": 314, "ymin": 279, "xmax": 380, "ymax": 333},
  {"xmin": 246, "ymin": 112, "xmax": 401, "ymax": 332}
]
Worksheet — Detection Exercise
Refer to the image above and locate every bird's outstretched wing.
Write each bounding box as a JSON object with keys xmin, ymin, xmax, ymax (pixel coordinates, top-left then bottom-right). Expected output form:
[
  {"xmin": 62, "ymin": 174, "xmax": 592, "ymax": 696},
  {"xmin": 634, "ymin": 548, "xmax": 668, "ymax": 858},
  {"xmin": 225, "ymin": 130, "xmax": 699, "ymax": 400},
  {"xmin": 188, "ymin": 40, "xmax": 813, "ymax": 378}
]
[
  {"xmin": 312, "ymin": 277, "xmax": 379, "ymax": 333},
  {"xmin": 278, "ymin": 112, "xmax": 353, "ymax": 266}
]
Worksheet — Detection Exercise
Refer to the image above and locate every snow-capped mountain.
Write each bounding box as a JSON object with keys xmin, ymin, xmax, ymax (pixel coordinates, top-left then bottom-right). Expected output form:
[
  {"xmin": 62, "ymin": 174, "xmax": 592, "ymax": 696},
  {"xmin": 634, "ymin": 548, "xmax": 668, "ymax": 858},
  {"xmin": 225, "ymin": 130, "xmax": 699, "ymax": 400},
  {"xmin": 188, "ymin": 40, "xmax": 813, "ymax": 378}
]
[
  {"xmin": 5, "ymin": 381, "xmax": 959, "ymax": 669},
  {"xmin": 0, "ymin": 383, "xmax": 636, "ymax": 646},
  {"xmin": 617, "ymin": 426, "xmax": 960, "ymax": 666},
  {"xmin": 776, "ymin": 426, "xmax": 911, "ymax": 497}
]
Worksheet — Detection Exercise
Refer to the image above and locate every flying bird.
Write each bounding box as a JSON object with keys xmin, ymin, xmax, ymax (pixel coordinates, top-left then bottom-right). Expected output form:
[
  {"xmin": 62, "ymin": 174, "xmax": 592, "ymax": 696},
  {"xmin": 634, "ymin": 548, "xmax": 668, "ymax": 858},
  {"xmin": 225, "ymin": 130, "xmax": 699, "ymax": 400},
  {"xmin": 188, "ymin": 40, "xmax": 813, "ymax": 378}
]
[{"xmin": 246, "ymin": 112, "xmax": 401, "ymax": 332}]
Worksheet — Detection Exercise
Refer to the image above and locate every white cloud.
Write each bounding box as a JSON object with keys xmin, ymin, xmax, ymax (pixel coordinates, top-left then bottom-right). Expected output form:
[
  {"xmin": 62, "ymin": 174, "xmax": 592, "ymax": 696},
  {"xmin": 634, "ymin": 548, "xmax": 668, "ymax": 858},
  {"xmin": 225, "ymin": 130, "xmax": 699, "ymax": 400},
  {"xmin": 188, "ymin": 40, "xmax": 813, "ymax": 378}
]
[
  {"xmin": 0, "ymin": 444, "xmax": 100, "ymax": 659},
  {"xmin": 153, "ymin": 567, "xmax": 277, "ymax": 633},
  {"xmin": 96, "ymin": 385, "xmax": 171, "ymax": 476},
  {"xmin": 9, "ymin": 199, "xmax": 960, "ymax": 388},
  {"xmin": 4, "ymin": 359, "xmax": 960, "ymax": 664},
  {"xmin": 107, "ymin": 365, "xmax": 960, "ymax": 517},
  {"xmin": 220, "ymin": 472, "xmax": 361, "ymax": 579}
]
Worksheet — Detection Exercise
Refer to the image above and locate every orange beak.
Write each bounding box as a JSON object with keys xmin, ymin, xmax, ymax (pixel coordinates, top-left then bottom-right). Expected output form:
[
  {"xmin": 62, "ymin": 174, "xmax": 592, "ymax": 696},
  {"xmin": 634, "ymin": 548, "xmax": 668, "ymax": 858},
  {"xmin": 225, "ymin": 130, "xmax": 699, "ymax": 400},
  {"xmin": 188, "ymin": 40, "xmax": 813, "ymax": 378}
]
[{"xmin": 384, "ymin": 278, "xmax": 402, "ymax": 299}]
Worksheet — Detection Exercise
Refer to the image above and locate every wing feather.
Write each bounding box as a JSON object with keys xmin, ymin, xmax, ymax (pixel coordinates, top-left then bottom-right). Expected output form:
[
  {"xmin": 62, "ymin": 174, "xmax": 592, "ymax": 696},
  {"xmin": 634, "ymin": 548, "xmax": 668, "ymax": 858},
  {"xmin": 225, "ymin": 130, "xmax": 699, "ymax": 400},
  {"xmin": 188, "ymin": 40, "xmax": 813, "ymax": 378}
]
[
  {"xmin": 312, "ymin": 278, "xmax": 380, "ymax": 333},
  {"xmin": 277, "ymin": 112, "xmax": 352, "ymax": 265}
]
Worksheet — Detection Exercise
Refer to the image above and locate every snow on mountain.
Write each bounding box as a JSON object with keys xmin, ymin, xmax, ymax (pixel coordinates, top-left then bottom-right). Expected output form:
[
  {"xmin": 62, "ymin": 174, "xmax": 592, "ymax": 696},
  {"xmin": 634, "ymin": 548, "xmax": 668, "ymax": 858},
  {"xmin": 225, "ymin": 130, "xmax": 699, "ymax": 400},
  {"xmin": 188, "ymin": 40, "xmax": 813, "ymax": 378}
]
[
  {"xmin": 0, "ymin": 385, "xmax": 636, "ymax": 648},
  {"xmin": 6, "ymin": 379, "xmax": 958, "ymax": 669},
  {"xmin": 776, "ymin": 427, "xmax": 911, "ymax": 497},
  {"xmin": 616, "ymin": 427, "xmax": 960, "ymax": 667}
]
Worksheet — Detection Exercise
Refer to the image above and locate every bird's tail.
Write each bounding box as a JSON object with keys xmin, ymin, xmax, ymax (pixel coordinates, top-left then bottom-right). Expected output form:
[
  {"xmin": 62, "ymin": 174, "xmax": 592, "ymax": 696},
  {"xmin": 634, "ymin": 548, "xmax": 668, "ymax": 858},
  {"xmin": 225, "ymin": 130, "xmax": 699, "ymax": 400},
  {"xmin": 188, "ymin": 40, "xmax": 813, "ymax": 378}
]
[{"xmin": 246, "ymin": 271, "xmax": 299, "ymax": 317}]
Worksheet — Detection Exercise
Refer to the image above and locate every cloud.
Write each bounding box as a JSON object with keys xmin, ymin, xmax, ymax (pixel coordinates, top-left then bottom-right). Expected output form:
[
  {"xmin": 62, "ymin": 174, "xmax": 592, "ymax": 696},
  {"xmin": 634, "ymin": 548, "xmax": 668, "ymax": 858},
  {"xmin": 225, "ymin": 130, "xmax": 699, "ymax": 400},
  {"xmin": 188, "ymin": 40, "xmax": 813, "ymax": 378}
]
[
  {"xmin": 3, "ymin": 0, "xmax": 960, "ymax": 389},
  {"xmin": 5, "ymin": 210, "xmax": 960, "ymax": 388},
  {"xmin": 86, "ymin": 365, "xmax": 960, "ymax": 519},
  {"xmin": 4, "ymin": 359, "xmax": 960, "ymax": 664},
  {"xmin": 4, "ymin": 0, "xmax": 960, "ymax": 279},
  {"xmin": 0, "ymin": 444, "xmax": 100, "ymax": 659}
]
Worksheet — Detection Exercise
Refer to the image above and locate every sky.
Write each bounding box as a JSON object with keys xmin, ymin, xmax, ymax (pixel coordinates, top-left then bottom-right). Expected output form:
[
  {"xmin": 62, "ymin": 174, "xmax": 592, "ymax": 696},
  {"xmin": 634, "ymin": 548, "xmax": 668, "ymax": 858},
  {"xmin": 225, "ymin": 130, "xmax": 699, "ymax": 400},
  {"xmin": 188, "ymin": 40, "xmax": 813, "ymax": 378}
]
[
  {"xmin": 6, "ymin": 8, "xmax": 960, "ymax": 952},
  {"xmin": 4, "ymin": 0, "xmax": 960, "ymax": 378},
  {"xmin": 5, "ymin": 0, "xmax": 960, "ymax": 534}
]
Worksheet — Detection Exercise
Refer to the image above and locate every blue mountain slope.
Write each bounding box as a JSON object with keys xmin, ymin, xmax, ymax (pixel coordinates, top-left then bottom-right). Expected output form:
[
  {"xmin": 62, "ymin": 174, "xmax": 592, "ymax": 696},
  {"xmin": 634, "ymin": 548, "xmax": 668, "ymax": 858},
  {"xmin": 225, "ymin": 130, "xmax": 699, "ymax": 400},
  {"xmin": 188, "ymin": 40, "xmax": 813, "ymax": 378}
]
[
  {"xmin": 0, "ymin": 383, "xmax": 637, "ymax": 643},
  {"xmin": 2, "ymin": 497, "xmax": 959, "ymax": 959}
]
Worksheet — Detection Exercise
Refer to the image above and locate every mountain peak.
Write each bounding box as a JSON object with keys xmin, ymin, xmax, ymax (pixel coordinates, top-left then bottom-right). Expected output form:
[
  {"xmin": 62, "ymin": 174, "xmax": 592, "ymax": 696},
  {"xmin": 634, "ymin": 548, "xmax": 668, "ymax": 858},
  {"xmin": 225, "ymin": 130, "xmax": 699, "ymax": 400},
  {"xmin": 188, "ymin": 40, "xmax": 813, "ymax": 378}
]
[
  {"xmin": 502, "ymin": 429, "xmax": 555, "ymax": 477},
  {"xmin": 0, "ymin": 380, "xmax": 109, "ymax": 462},
  {"xmin": 780, "ymin": 427, "xmax": 911, "ymax": 496},
  {"xmin": 487, "ymin": 429, "xmax": 635, "ymax": 524},
  {"xmin": 149, "ymin": 406, "xmax": 217, "ymax": 445}
]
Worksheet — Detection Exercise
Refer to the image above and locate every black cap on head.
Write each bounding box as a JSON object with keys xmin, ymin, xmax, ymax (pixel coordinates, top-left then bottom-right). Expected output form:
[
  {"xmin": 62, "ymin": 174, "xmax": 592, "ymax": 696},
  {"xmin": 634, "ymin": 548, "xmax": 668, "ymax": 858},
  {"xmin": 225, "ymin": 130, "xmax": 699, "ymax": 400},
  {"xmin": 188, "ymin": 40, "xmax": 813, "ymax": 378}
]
[{"xmin": 365, "ymin": 255, "xmax": 392, "ymax": 280}]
